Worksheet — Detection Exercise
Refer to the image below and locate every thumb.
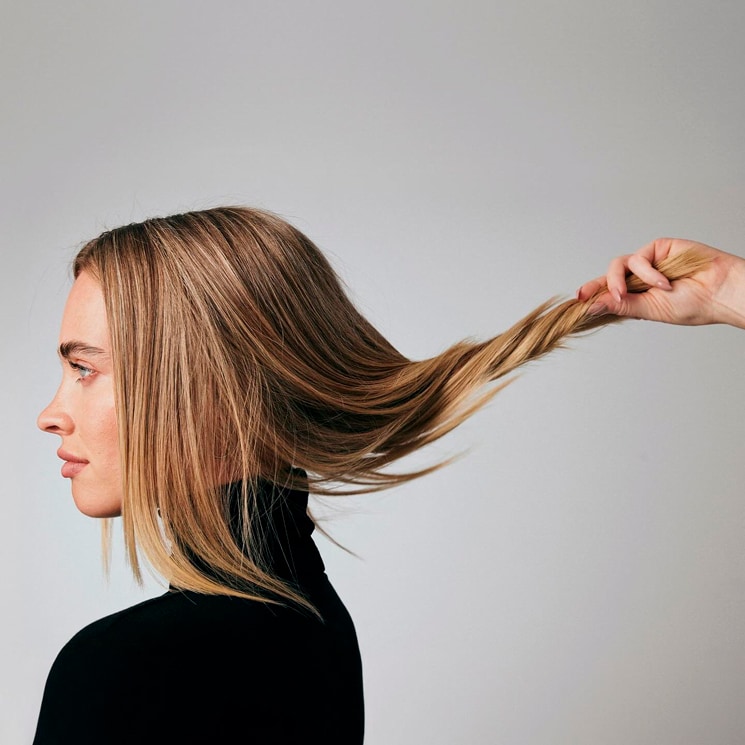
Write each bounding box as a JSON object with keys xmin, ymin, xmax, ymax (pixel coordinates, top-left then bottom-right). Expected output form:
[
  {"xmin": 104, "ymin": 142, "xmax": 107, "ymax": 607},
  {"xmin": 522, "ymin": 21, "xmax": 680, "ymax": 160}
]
[{"xmin": 603, "ymin": 287, "xmax": 668, "ymax": 321}]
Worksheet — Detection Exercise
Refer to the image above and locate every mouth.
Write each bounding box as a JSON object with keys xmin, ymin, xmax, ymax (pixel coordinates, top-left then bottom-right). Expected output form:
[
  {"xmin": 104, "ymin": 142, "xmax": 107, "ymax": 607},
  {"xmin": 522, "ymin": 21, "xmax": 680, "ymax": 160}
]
[{"xmin": 58, "ymin": 449, "xmax": 89, "ymax": 479}]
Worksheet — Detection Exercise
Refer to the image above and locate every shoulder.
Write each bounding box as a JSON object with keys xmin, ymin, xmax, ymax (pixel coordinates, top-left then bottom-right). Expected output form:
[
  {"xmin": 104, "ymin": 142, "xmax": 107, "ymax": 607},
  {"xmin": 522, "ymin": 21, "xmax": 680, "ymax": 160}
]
[
  {"xmin": 49, "ymin": 588, "xmax": 324, "ymax": 678},
  {"xmin": 35, "ymin": 592, "xmax": 309, "ymax": 741},
  {"xmin": 34, "ymin": 583, "xmax": 363, "ymax": 744},
  {"xmin": 40, "ymin": 582, "xmax": 352, "ymax": 705}
]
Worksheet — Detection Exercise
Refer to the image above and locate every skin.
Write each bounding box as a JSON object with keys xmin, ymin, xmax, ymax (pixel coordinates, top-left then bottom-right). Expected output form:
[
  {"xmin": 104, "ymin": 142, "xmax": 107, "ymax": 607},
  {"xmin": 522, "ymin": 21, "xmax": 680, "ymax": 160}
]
[
  {"xmin": 37, "ymin": 271, "xmax": 122, "ymax": 517},
  {"xmin": 577, "ymin": 237, "xmax": 745, "ymax": 330}
]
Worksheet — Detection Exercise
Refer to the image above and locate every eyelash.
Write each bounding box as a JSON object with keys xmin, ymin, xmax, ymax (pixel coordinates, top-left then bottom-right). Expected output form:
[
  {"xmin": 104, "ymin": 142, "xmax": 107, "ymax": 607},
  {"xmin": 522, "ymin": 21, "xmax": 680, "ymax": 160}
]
[{"xmin": 68, "ymin": 361, "xmax": 95, "ymax": 381}]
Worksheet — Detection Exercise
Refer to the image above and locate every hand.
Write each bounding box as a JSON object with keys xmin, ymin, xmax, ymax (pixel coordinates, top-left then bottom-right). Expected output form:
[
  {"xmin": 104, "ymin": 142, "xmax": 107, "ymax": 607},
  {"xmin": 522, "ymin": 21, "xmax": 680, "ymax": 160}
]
[{"xmin": 576, "ymin": 238, "xmax": 745, "ymax": 329}]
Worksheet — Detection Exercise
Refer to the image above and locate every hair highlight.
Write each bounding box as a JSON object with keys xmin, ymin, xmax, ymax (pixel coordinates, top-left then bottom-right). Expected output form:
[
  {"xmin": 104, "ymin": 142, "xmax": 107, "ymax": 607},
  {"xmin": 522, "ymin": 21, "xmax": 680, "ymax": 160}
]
[{"xmin": 73, "ymin": 208, "xmax": 708, "ymax": 609}]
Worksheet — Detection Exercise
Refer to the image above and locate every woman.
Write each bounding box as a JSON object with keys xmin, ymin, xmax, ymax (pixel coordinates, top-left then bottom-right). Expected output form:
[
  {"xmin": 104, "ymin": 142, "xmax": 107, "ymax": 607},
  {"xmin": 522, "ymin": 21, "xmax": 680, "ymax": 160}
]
[{"xmin": 33, "ymin": 209, "xmax": 743, "ymax": 743}]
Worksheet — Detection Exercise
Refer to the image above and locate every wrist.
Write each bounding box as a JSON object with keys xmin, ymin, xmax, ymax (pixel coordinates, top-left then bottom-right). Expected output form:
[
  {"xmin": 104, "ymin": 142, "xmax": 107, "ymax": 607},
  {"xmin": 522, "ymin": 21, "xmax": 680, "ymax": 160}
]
[{"xmin": 712, "ymin": 254, "xmax": 745, "ymax": 329}]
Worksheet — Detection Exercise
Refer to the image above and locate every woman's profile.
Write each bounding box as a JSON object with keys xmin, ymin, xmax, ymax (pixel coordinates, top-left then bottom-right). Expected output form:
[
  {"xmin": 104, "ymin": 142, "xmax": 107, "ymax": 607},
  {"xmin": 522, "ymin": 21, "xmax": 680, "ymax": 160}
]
[{"xmin": 32, "ymin": 208, "xmax": 745, "ymax": 743}]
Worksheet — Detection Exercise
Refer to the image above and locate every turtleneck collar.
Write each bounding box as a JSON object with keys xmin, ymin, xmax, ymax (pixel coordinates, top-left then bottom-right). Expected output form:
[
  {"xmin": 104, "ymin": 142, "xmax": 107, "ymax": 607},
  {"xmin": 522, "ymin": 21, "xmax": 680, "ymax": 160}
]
[{"xmin": 223, "ymin": 477, "xmax": 326, "ymax": 583}]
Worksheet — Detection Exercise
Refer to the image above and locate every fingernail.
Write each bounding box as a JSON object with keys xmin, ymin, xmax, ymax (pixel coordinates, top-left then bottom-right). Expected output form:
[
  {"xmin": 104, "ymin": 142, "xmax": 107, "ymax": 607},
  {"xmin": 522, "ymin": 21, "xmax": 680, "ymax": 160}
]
[
  {"xmin": 575, "ymin": 288, "xmax": 581, "ymax": 300},
  {"xmin": 588, "ymin": 301, "xmax": 608, "ymax": 316},
  {"xmin": 612, "ymin": 289, "xmax": 622, "ymax": 303},
  {"xmin": 656, "ymin": 279, "xmax": 672, "ymax": 291}
]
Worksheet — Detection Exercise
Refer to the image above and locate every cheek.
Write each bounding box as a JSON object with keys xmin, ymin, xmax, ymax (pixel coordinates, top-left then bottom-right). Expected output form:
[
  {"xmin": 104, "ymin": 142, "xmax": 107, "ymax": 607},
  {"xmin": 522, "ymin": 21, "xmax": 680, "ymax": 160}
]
[
  {"xmin": 100, "ymin": 406, "xmax": 120, "ymax": 467},
  {"xmin": 84, "ymin": 395, "xmax": 120, "ymax": 468},
  {"xmin": 73, "ymin": 394, "xmax": 121, "ymax": 518}
]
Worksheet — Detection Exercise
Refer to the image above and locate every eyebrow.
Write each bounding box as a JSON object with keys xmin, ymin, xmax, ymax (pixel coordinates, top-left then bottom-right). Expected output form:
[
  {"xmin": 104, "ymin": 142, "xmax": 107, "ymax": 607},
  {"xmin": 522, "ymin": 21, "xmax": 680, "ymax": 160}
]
[{"xmin": 58, "ymin": 340, "xmax": 109, "ymax": 360}]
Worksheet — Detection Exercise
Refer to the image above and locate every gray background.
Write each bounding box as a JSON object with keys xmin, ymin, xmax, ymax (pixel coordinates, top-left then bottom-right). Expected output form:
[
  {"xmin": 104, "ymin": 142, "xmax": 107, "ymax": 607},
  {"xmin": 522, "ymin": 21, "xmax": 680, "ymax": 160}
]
[{"xmin": 2, "ymin": 1, "xmax": 744, "ymax": 742}]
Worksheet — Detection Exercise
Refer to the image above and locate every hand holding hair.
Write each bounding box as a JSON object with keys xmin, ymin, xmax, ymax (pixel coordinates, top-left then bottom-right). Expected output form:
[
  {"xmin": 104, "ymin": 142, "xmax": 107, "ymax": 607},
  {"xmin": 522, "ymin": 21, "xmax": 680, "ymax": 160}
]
[{"xmin": 576, "ymin": 238, "xmax": 745, "ymax": 329}]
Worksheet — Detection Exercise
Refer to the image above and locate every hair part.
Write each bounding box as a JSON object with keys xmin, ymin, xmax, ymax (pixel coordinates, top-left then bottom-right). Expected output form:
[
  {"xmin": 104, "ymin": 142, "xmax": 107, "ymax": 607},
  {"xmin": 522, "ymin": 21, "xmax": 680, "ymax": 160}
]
[{"xmin": 73, "ymin": 207, "xmax": 709, "ymax": 610}]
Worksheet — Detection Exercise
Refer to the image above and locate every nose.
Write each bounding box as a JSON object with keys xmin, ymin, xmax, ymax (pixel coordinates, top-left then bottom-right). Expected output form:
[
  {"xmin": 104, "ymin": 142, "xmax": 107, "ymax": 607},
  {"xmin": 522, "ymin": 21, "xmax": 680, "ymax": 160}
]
[{"xmin": 37, "ymin": 387, "xmax": 74, "ymax": 435}]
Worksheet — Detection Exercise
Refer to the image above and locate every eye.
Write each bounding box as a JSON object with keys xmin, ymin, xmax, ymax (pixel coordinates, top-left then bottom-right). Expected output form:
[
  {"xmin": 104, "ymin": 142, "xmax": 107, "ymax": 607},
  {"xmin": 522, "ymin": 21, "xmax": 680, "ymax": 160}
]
[{"xmin": 68, "ymin": 361, "xmax": 95, "ymax": 382}]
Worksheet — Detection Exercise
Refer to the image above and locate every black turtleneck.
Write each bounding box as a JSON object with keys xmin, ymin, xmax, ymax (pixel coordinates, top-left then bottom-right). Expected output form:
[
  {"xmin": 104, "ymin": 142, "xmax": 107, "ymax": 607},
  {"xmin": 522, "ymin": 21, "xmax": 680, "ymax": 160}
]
[{"xmin": 32, "ymin": 482, "xmax": 364, "ymax": 744}]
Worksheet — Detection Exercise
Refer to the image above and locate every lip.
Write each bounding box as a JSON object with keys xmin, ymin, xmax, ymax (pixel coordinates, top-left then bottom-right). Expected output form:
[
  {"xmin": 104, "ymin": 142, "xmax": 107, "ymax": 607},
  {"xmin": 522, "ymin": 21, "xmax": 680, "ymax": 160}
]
[{"xmin": 57, "ymin": 449, "xmax": 89, "ymax": 479}]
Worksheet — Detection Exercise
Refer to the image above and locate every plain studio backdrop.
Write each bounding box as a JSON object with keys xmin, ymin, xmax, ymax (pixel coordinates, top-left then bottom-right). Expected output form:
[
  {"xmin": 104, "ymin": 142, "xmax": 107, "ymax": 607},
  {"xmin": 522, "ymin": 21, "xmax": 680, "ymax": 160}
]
[{"xmin": 2, "ymin": 1, "xmax": 744, "ymax": 743}]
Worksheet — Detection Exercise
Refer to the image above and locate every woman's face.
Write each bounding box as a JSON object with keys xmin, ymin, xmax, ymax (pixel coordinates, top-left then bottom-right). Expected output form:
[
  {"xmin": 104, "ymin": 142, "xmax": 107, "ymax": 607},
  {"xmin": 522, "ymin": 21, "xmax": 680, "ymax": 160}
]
[{"xmin": 37, "ymin": 271, "xmax": 122, "ymax": 517}]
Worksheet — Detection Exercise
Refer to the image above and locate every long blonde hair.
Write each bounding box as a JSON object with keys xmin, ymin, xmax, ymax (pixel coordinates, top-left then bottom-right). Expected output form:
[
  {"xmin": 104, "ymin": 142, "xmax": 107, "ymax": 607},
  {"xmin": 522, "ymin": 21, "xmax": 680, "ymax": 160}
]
[{"xmin": 74, "ymin": 207, "xmax": 707, "ymax": 609}]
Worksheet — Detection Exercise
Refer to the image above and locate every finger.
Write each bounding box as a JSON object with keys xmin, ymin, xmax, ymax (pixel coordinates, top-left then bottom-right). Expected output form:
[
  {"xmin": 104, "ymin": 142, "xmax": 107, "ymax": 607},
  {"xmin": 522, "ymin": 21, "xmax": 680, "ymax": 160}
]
[
  {"xmin": 576, "ymin": 276, "xmax": 606, "ymax": 301},
  {"xmin": 637, "ymin": 237, "xmax": 675, "ymax": 266},
  {"xmin": 587, "ymin": 290, "xmax": 611, "ymax": 315},
  {"xmin": 606, "ymin": 256, "xmax": 631, "ymax": 302},
  {"xmin": 607, "ymin": 242, "xmax": 676, "ymax": 299},
  {"xmin": 577, "ymin": 238, "xmax": 682, "ymax": 301},
  {"xmin": 627, "ymin": 253, "xmax": 672, "ymax": 291}
]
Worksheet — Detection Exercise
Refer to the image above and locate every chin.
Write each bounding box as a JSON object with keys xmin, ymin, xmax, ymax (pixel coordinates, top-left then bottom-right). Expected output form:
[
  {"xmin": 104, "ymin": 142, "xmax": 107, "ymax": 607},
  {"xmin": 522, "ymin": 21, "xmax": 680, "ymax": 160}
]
[{"xmin": 71, "ymin": 485, "xmax": 122, "ymax": 518}]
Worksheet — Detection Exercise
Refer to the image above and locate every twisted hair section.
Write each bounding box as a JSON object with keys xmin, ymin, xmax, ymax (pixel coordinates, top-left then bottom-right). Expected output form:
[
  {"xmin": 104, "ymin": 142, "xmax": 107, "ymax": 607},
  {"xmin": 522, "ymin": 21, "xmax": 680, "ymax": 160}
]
[{"xmin": 73, "ymin": 207, "xmax": 708, "ymax": 608}]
